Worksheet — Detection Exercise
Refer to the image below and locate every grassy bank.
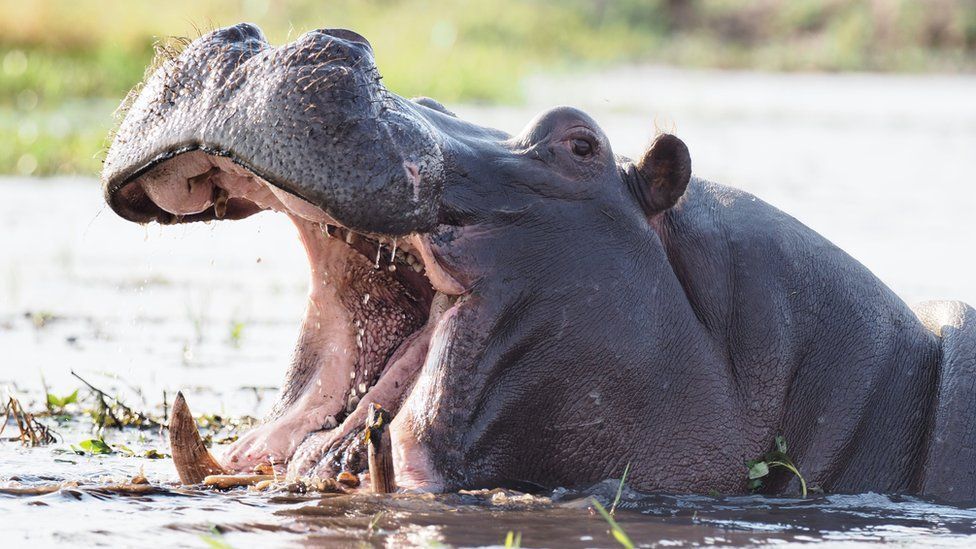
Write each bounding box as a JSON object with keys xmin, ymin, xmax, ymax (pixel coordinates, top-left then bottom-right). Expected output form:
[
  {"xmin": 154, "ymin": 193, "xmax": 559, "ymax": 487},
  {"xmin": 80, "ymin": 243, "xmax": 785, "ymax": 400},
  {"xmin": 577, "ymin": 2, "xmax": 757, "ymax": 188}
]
[{"xmin": 2, "ymin": 0, "xmax": 975, "ymax": 176}]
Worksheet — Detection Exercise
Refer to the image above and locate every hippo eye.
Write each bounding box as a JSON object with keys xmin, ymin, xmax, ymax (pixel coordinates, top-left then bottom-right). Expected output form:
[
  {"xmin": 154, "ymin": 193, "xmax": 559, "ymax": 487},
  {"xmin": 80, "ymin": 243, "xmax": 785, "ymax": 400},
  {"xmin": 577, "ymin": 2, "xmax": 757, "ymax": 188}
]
[{"xmin": 571, "ymin": 138, "xmax": 593, "ymax": 157}]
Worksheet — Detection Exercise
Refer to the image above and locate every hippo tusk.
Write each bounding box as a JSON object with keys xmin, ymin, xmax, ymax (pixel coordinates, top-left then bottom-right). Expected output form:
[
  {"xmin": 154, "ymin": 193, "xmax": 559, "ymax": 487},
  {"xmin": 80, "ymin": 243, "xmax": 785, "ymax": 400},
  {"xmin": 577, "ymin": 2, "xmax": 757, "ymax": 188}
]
[
  {"xmin": 365, "ymin": 403, "xmax": 397, "ymax": 493},
  {"xmin": 169, "ymin": 392, "xmax": 228, "ymax": 484}
]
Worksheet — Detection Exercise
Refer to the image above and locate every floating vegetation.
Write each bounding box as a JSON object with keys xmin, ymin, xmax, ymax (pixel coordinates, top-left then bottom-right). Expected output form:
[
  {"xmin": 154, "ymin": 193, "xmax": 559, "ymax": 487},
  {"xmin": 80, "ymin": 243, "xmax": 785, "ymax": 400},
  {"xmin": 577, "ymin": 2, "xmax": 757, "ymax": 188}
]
[
  {"xmin": 1, "ymin": 395, "xmax": 58, "ymax": 446},
  {"xmin": 196, "ymin": 413, "xmax": 256, "ymax": 445},
  {"xmin": 73, "ymin": 438, "xmax": 113, "ymax": 455},
  {"xmin": 71, "ymin": 370, "xmax": 166, "ymax": 432},
  {"xmin": 142, "ymin": 448, "xmax": 170, "ymax": 459},
  {"xmin": 46, "ymin": 389, "xmax": 79, "ymax": 415},
  {"xmin": 2, "ymin": 376, "xmax": 255, "ymax": 464}
]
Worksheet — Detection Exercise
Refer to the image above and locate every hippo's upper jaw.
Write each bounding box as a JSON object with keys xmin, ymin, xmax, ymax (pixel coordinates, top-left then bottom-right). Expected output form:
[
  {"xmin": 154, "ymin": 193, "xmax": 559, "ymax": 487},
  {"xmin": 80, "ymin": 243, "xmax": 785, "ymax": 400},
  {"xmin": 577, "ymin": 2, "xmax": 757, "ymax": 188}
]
[{"xmin": 103, "ymin": 23, "xmax": 444, "ymax": 236}]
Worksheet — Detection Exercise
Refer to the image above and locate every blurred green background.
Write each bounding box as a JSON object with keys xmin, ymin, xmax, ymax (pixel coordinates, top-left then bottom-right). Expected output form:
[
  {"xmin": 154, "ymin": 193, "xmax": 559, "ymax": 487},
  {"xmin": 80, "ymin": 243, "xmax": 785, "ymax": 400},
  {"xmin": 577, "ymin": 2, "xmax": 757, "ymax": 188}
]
[{"xmin": 2, "ymin": 0, "xmax": 975, "ymax": 176}]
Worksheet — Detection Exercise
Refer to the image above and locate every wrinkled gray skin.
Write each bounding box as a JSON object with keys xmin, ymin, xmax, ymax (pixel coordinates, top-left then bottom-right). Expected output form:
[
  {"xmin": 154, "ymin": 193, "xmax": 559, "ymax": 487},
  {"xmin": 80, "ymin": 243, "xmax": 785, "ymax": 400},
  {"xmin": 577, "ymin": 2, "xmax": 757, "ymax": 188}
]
[{"xmin": 103, "ymin": 24, "xmax": 976, "ymax": 502}]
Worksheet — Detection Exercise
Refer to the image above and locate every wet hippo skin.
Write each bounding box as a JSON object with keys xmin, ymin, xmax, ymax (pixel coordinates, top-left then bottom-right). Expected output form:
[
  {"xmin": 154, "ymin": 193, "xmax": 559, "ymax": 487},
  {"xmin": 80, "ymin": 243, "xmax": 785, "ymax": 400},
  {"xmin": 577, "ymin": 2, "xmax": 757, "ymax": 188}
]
[{"xmin": 101, "ymin": 23, "xmax": 976, "ymax": 502}]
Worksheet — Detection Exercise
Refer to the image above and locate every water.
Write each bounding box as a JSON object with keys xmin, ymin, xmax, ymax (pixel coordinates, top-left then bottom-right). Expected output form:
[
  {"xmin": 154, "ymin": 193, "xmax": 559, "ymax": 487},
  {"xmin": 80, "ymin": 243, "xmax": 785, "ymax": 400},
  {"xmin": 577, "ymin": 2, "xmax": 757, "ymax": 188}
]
[
  {"xmin": 5, "ymin": 415, "xmax": 976, "ymax": 548},
  {"xmin": 5, "ymin": 421, "xmax": 976, "ymax": 548},
  {"xmin": 2, "ymin": 66, "xmax": 976, "ymax": 547}
]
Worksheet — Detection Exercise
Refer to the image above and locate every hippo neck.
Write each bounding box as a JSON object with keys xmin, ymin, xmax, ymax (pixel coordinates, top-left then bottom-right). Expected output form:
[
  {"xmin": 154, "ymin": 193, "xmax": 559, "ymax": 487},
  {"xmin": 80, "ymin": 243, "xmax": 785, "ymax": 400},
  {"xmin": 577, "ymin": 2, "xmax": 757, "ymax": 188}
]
[{"xmin": 437, "ymin": 217, "xmax": 753, "ymax": 490}]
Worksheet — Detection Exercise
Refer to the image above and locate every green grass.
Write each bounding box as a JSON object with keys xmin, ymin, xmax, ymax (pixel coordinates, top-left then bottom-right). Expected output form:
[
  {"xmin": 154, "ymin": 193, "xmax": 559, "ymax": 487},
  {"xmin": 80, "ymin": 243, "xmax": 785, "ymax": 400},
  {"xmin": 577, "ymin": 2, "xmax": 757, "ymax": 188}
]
[
  {"xmin": 2, "ymin": 0, "xmax": 975, "ymax": 176},
  {"xmin": 592, "ymin": 499, "xmax": 635, "ymax": 549}
]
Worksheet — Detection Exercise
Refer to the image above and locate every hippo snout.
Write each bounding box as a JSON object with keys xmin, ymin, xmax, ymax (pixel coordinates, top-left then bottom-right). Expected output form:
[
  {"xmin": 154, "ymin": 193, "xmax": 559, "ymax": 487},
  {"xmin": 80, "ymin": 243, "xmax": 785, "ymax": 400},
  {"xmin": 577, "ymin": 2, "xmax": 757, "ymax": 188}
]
[{"xmin": 102, "ymin": 23, "xmax": 444, "ymax": 235}]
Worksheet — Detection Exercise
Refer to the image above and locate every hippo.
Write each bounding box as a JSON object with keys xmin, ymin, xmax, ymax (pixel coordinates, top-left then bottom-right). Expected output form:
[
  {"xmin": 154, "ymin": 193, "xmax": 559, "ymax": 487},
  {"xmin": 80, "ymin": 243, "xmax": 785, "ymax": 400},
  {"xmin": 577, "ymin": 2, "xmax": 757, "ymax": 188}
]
[{"xmin": 101, "ymin": 23, "xmax": 976, "ymax": 502}]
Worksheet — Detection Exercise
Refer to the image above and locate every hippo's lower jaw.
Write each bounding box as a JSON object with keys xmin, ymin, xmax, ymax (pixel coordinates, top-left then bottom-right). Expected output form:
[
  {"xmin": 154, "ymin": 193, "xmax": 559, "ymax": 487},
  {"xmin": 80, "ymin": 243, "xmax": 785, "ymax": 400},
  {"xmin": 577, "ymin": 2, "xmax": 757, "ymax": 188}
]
[{"xmin": 131, "ymin": 149, "xmax": 464, "ymax": 485}]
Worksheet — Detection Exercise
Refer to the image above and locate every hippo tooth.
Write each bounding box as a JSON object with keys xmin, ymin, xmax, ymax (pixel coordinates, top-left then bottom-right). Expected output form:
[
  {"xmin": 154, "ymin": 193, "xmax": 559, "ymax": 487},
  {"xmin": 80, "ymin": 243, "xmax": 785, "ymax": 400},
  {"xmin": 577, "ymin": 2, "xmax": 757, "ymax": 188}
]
[
  {"xmin": 347, "ymin": 394, "xmax": 360, "ymax": 412},
  {"xmin": 169, "ymin": 392, "xmax": 228, "ymax": 484},
  {"xmin": 345, "ymin": 231, "xmax": 356, "ymax": 245},
  {"xmin": 213, "ymin": 187, "xmax": 229, "ymax": 219},
  {"xmin": 322, "ymin": 415, "xmax": 338, "ymax": 430},
  {"xmin": 412, "ymin": 262, "xmax": 423, "ymax": 272},
  {"xmin": 358, "ymin": 382, "xmax": 367, "ymax": 394},
  {"xmin": 388, "ymin": 264, "xmax": 396, "ymax": 271}
]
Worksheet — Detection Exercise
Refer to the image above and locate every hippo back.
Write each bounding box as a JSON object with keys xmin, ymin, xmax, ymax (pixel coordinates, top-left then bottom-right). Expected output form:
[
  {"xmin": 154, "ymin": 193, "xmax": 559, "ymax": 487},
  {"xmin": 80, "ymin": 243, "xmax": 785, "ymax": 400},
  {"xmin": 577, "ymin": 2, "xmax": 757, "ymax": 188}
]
[{"xmin": 659, "ymin": 177, "xmax": 941, "ymax": 495}]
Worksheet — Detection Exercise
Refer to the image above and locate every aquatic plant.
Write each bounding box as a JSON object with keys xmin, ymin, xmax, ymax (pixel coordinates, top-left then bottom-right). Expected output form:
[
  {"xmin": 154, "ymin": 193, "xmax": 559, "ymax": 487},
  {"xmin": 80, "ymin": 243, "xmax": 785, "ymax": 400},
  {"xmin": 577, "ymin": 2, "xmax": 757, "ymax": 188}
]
[
  {"xmin": 592, "ymin": 462, "xmax": 636, "ymax": 548},
  {"xmin": 73, "ymin": 438, "xmax": 113, "ymax": 455},
  {"xmin": 71, "ymin": 370, "xmax": 164, "ymax": 432},
  {"xmin": 610, "ymin": 461, "xmax": 631, "ymax": 516},
  {"xmin": 746, "ymin": 435, "xmax": 808, "ymax": 497},
  {"xmin": 45, "ymin": 389, "xmax": 79, "ymax": 415},
  {"xmin": 592, "ymin": 499, "xmax": 635, "ymax": 549},
  {"xmin": 228, "ymin": 320, "xmax": 245, "ymax": 348},
  {"xmin": 1, "ymin": 395, "xmax": 58, "ymax": 446}
]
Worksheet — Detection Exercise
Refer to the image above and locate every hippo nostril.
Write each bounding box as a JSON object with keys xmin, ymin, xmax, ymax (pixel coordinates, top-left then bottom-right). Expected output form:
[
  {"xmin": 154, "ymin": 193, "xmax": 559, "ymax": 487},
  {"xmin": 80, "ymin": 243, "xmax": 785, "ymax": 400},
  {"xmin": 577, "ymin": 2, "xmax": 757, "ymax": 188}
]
[
  {"xmin": 320, "ymin": 28, "xmax": 373, "ymax": 52},
  {"xmin": 403, "ymin": 162, "xmax": 422, "ymax": 199},
  {"xmin": 223, "ymin": 22, "xmax": 267, "ymax": 43},
  {"xmin": 207, "ymin": 22, "xmax": 269, "ymax": 58}
]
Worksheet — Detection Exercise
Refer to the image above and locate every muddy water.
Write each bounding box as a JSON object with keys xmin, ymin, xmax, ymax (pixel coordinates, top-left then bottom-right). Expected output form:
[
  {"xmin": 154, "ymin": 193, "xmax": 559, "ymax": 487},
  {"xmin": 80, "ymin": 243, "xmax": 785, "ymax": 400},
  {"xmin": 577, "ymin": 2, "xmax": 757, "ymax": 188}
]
[{"xmin": 2, "ymin": 67, "xmax": 976, "ymax": 547}]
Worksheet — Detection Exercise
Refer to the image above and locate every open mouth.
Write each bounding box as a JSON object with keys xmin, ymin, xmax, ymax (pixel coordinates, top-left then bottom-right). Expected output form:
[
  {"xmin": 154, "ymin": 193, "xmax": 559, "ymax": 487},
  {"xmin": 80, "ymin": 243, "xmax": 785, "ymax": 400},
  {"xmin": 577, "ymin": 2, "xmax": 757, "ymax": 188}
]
[
  {"xmin": 100, "ymin": 23, "xmax": 466, "ymax": 486},
  {"xmin": 123, "ymin": 149, "xmax": 462, "ymax": 481}
]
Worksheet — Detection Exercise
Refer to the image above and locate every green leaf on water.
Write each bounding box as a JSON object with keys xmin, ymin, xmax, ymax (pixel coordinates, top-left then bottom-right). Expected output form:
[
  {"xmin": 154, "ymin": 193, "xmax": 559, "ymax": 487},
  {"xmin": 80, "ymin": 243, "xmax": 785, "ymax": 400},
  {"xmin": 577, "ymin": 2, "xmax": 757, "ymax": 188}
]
[
  {"xmin": 47, "ymin": 389, "xmax": 79, "ymax": 409},
  {"xmin": 78, "ymin": 438, "xmax": 113, "ymax": 455}
]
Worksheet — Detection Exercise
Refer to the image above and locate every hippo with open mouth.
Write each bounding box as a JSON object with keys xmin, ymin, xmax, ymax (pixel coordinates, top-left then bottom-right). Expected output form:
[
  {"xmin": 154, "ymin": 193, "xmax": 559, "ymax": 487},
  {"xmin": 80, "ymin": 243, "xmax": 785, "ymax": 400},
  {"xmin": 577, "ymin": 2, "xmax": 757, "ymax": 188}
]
[{"xmin": 102, "ymin": 24, "xmax": 976, "ymax": 501}]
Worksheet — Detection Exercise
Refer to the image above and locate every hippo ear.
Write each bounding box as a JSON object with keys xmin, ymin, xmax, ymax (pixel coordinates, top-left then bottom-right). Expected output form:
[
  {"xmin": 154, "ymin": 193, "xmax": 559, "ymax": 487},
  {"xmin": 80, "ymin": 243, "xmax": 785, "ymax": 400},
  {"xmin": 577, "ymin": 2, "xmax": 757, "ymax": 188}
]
[{"xmin": 630, "ymin": 133, "xmax": 691, "ymax": 217}]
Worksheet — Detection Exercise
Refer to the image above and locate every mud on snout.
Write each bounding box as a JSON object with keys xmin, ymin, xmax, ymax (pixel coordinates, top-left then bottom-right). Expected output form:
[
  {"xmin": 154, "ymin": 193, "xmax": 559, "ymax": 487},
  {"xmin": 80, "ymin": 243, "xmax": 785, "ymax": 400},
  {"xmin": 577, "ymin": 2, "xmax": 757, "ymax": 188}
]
[{"xmin": 102, "ymin": 23, "xmax": 464, "ymax": 486}]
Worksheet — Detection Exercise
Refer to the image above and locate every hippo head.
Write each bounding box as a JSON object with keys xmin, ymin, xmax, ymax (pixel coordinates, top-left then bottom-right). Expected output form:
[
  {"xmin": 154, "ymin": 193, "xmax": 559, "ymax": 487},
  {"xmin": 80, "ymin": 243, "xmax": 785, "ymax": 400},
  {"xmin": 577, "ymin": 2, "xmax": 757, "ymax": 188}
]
[{"xmin": 103, "ymin": 24, "xmax": 691, "ymax": 490}]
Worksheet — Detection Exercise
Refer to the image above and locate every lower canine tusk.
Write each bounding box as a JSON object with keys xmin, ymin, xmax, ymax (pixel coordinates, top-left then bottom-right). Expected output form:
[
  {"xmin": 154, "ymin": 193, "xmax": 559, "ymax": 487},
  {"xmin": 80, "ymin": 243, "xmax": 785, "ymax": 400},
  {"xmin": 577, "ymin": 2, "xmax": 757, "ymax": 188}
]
[
  {"xmin": 169, "ymin": 392, "xmax": 228, "ymax": 484},
  {"xmin": 365, "ymin": 403, "xmax": 396, "ymax": 493}
]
